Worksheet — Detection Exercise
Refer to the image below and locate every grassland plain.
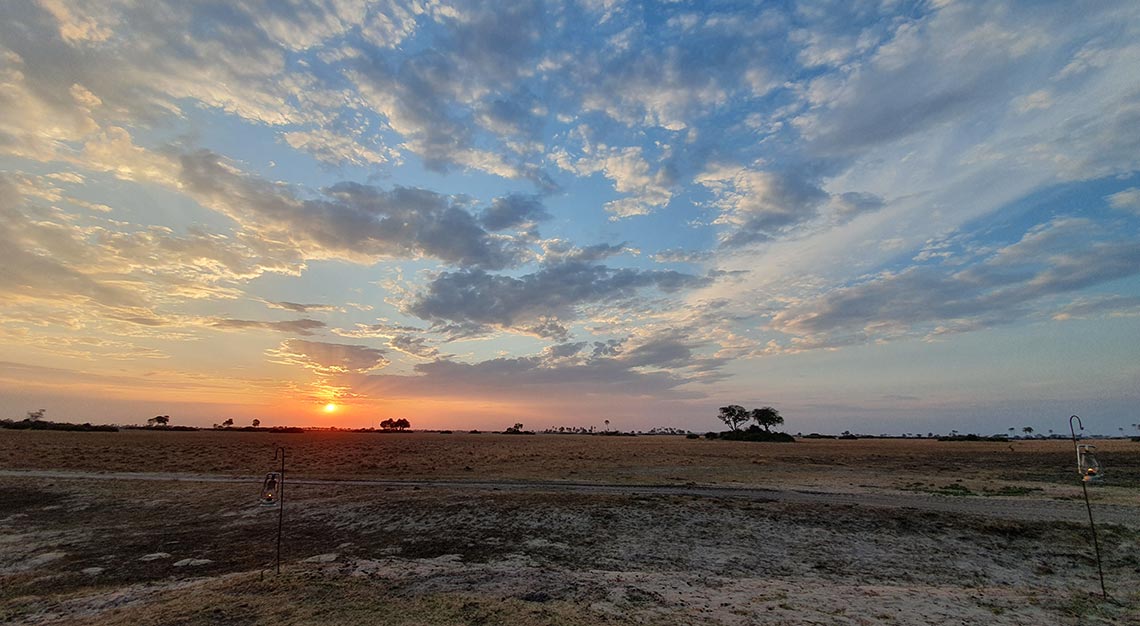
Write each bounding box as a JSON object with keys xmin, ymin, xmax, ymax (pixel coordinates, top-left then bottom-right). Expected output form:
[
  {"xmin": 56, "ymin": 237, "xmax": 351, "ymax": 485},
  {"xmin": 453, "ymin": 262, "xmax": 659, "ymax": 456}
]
[{"xmin": 1, "ymin": 430, "xmax": 1138, "ymax": 625}]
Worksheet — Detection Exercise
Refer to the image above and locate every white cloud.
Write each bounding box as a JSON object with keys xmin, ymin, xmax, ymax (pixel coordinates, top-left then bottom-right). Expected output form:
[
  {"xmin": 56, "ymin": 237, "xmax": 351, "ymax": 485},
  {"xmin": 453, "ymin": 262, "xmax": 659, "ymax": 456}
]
[
  {"xmin": 554, "ymin": 144, "xmax": 673, "ymax": 219},
  {"xmin": 1107, "ymin": 188, "xmax": 1140, "ymax": 215}
]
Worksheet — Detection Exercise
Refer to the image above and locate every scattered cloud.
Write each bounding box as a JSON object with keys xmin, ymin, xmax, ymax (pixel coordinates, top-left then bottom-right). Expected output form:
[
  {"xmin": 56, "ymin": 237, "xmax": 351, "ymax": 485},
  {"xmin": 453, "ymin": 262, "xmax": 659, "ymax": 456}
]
[
  {"xmin": 268, "ymin": 339, "xmax": 389, "ymax": 375},
  {"xmin": 210, "ymin": 318, "xmax": 326, "ymax": 336},
  {"xmin": 770, "ymin": 217, "xmax": 1140, "ymax": 348},
  {"xmin": 264, "ymin": 301, "xmax": 340, "ymax": 314},
  {"xmin": 406, "ymin": 261, "xmax": 709, "ymax": 338}
]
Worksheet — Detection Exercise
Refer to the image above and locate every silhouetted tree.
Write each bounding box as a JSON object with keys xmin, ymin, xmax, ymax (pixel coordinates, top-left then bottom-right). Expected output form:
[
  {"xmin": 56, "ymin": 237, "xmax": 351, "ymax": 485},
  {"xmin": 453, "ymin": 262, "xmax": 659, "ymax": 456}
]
[
  {"xmin": 394, "ymin": 418, "xmax": 410, "ymax": 431},
  {"xmin": 222, "ymin": 418, "xmax": 234, "ymax": 428},
  {"xmin": 27, "ymin": 409, "xmax": 46, "ymax": 421},
  {"xmin": 1022, "ymin": 426, "xmax": 1033, "ymax": 436},
  {"xmin": 750, "ymin": 406, "xmax": 783, "ymax": 432},
  {"xmin": 380, "ymin": 418, "xmax": 395, "ymax": 430},
  {"xmin": 252, "ymin": 419, "xmax": 260, "ymax": 428},
  {"xmin": 717, "ymin": 405, "xmax": 749, "ymax": 431}
]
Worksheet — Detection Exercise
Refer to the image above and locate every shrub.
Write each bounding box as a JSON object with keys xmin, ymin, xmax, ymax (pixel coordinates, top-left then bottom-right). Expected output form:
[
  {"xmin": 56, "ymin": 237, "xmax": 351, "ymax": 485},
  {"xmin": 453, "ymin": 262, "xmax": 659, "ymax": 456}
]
[{"xmin": 717, "ymin": 430, "xmax": 795, "ymax": 443}]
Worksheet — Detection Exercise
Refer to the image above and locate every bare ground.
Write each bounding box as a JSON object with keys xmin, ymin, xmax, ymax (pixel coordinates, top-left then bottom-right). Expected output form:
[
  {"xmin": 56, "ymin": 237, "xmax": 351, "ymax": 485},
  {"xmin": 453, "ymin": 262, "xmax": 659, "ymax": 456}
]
[{"xmin": 1, "ymin": 431, "xmax": 1138, "ymax": 625}]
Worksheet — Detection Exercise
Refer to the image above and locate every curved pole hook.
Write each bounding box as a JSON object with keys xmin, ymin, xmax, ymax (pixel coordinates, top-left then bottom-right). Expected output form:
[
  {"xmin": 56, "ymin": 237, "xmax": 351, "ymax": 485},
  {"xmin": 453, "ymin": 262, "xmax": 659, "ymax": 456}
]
[{"xmin": 1069, "ymin": 415, "xmax": 1083, "ymax": 442}]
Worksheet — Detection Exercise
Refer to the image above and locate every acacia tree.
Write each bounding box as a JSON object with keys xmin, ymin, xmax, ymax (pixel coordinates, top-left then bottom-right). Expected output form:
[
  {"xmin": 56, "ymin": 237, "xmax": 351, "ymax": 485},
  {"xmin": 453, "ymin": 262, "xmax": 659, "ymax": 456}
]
[
  {"xmin": 27, "ymin": 409, "xmax": 45, "ymax": 421},
  {"xmin": 751, "ymin": 406, "xmax": 783, "ymax": 432},
  {"xmin": 717, "ymin": 405, "xmax": 750, "ymax": 431},
  {"xmin": 252, "ymin": 419, "xmax": 260, "ymax": 428},
  {"xmin": 394, "ymin": 418, "xmax": 410, "ymax": 431},
  {"xmin": 380, "ymin": 418, "xmax": 395, "ymax": 430},
  {"xmin": 222, "ymin": 418, "xmax": 234, "ymax": 428}
]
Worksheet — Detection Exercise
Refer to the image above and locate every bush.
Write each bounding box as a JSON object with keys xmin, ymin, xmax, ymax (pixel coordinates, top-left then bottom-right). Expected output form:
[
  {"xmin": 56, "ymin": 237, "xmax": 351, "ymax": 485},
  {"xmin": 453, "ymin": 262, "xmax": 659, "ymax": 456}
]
[
  {"xmin": 717, "ymin": 430, "xmax": 795, "ymax": 443},
  {"xmin": 685, "ymin": 433, "xmax": 701, "ymax": 439}
]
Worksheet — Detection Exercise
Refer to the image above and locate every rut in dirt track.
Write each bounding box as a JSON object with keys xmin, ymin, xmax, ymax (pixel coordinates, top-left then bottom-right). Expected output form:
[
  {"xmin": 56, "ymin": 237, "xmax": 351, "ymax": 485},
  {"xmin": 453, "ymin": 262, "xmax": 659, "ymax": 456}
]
[{"xmin": 0, "ymin": 469, "xmax": 1136, "ymax": 526}]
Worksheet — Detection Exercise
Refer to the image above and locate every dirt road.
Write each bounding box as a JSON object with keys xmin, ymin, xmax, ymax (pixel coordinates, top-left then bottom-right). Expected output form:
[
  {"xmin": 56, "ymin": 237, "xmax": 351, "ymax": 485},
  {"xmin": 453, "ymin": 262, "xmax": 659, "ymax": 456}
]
[{"xmin": 2, "ymin": 469, "xmax": 1135, "ymax": 526}]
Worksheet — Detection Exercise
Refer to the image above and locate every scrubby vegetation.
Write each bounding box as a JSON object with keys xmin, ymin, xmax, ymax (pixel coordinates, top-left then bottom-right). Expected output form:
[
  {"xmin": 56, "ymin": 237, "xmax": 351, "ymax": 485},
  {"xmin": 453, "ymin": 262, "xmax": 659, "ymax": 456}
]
[{"xmin": 0, "ymin": 419, "xmax": 118, "ymax": 432}]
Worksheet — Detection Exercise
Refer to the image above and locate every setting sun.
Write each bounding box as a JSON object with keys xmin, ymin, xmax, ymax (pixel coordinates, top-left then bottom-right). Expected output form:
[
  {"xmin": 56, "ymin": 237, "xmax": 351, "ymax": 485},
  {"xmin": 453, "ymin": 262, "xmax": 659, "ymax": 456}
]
[{"xmin": 323, "ymin": 403, "xmax": 337, "ymax": 413}]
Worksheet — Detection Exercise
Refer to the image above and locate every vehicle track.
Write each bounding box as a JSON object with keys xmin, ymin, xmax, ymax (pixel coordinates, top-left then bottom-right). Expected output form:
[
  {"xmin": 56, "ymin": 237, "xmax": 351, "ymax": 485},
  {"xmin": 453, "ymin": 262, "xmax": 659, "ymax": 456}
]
[{"xmin": 1, "ymin": 469, "xmax": 1136, "ymax": 526}]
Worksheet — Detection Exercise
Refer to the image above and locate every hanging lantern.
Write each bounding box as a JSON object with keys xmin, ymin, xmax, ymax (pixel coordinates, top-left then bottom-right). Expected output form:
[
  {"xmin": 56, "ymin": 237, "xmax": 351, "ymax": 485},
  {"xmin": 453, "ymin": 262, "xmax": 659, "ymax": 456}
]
[
  {"xmin": 1077, "ymin": 444, "xmax": 1102, "ymax": 483},
  {"xmin": 260, "ymin": 471, "xmax": 282, "ymax": 505}
]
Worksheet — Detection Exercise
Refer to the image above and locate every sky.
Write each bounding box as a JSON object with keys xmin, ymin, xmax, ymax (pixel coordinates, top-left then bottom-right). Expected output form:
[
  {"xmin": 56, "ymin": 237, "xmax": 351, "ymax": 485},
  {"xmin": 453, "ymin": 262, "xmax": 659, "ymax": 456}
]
[{"xmin": 1, "ymin": 0, "xmax": 1139, "ymax": 435}]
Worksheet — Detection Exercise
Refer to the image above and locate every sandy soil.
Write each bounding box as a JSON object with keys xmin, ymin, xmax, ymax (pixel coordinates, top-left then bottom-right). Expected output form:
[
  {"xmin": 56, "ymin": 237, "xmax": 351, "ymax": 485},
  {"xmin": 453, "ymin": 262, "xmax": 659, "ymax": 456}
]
[{"xmin": 1, "ymin": 431, "xmax": 1137, "ymax": 624}]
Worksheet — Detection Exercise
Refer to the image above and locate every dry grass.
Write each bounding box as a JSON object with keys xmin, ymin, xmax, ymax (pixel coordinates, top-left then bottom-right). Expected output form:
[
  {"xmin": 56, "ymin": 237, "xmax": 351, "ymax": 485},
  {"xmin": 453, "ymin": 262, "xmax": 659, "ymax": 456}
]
[{"xmin": 3, "ymin": 430, "xmax": 1139, "ymax": 489}]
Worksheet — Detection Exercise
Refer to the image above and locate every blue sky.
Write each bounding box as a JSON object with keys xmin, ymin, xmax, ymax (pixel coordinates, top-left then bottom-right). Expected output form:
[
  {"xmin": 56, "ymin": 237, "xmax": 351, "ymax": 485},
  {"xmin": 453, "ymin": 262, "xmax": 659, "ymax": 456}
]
[{"xmin": 1, "ymin": 0, "xmax": 1138, "ymax": 434}]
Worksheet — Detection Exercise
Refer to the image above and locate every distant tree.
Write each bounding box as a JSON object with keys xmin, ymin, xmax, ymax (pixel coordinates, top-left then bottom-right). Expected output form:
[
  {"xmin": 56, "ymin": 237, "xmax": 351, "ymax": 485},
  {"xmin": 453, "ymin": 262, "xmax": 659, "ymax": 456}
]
[
  {"xmin": 750, "ymin": 406, "xmax": 783, "ymax": 432},
  {"xmin": 717, "ymin": 405, "xmax": 750, "ymax": 431},
  {"xmin": 222, "ymin": 418, "xmax": 234, "ymax": 428},
  {"xmin": 154, "ymin": 415, "xmax": 169, "ymax": 426},
  {"xmin": 394, "ymin": 418, "xmax": 410, "ymax": 431},
  {"xmin": 252, "ymin": 419, "xmax": 260, "ymax": 428},
  {"xmin": 505, "ymin": 422, "xmax": 524, "ymax": 434},
  {"xmin": 380, "ymin": 418, "xmax": 395, "ymax": 430},
  {"xmin": 604, "ymin": 419, "xmax": 610, "ymax": 431},
  {"xmin": 27, "ymin": 409, "xmax": 46, "ymax": 421},
  {"xmin": 1022, "ymin": 426, "xmax": 1033, "ymax": 436}
]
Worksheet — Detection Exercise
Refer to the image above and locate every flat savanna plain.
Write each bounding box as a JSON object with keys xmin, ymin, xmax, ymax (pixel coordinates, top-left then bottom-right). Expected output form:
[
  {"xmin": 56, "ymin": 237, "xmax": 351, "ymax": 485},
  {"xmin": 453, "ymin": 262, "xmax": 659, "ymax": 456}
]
[{"xmin": 1, "ymin": 431, "xmax": 1138, "ymax": 625}]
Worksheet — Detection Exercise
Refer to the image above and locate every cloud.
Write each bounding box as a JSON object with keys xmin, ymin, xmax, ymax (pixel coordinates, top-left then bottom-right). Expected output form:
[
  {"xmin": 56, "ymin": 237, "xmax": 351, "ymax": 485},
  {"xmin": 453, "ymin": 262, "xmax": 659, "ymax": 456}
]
[
  {"xmin": 210, "ymin": 318, "xmax": 326, "ymax": 336},
  {"xmin": 177, "ymin": 150, "xmax": 530, "ymax": 269},
  {"xmin": 697, "ymin": 165, "xmax": 831, "ymax": 246},
  {"xmin": 347, "ymin": 1, "xmax": 551, "ymax": 179},
  {"xmin": 1053, "ymin": 295, "xmax": 1140, "ymax": 321},
  {"xmin": 328, "ymin": 331, "xmax": 728, "ymax": 404},
  {"xmin": 268, "ymin": 339, "xmax": 388, "ymax": 374},
  {"xmin": 478, "ymin": 194, "xmax": 551, "ymax": 231},
  {"xmin": 1107, "ymin": 188, "xmax": 1140, "ymax": 215},
  {"xmin": 570, "ymin": 10, "xmax": 780, "ymax": 131},
  {"xmin": 332, "ymin": 322, "xmax": 441, "ymax": 360},
  {"xmin": 264, "ymin": 301, "xmax": 340, "ymax": 313},
  {"xmin": 282, "ymin": 128, "xmax": 395, "ymax": 167},
  {"xmin": 769, "ymin": 217, "xmax": 1140, "ymax": 347},
  {"xmin": 554, "ymin": 143, "xmax": 674, "ymax": 219},
  {"xmin": 405, "ymin": 261, "xmax": 709, "ymax": 337}
]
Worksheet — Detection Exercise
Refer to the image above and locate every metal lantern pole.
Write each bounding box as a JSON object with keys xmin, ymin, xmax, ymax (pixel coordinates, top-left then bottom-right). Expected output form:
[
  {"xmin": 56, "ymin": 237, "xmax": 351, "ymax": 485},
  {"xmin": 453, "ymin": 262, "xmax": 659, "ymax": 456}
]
[
  {"xmin": 274, "ymin": 446, "xmax": 286, "ymax": 575},
  {"xmin": 1069, "ymin": 415, "xmax": 1106, "ymax": 599}
]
